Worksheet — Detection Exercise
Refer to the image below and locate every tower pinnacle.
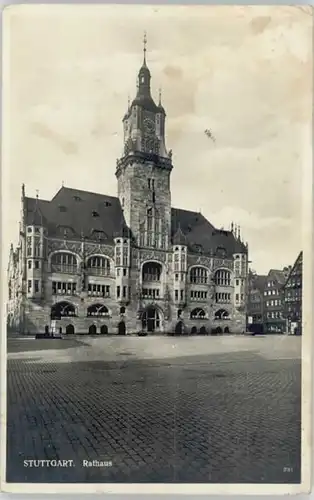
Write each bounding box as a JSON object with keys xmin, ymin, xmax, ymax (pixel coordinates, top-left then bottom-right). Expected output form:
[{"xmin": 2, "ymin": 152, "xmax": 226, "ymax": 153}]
[{"xmin": 143, "ymin": 31, "xmax": 147, "ymax": 65}]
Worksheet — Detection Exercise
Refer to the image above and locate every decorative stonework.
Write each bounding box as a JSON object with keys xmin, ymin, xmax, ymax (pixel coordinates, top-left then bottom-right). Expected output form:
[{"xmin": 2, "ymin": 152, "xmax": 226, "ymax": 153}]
[
  {"xmin": 85, "ymin": 243, "xmax": 114, "ymax": 258},
  {"xmin": 47, "ymin": 239, "xmax": 82, "ymax": 255},
  {"xmin": 213, "ymin": 258, "xmax": 233, "ymax": 270},
  {"xmin": 187, "ymin": 254, "xmax": 212, "ymax": 268},
  {"xmin": 140, "ymin": 250, "xmax": 167, "ymax": 263}
]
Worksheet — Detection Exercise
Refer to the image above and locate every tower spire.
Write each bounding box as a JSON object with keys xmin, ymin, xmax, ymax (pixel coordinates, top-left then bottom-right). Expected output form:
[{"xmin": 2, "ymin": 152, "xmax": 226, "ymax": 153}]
[{"xmin": 143, "ymin": 31, "xmax": 147, "ymax": 65}]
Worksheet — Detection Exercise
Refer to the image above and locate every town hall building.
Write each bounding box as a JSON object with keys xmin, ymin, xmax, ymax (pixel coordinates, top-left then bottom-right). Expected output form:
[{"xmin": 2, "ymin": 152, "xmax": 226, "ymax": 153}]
[{"xmin": 7, "ymin": 39, "xmax": 249, "ymax": 336}]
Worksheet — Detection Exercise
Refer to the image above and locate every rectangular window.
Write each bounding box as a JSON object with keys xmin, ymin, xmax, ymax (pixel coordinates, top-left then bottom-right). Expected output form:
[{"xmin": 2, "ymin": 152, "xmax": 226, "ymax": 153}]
[
  {"xmin": 148, "ymin": 178, "xmax": 151, "ymax": 189},
  {"xmin": 123, "ymin": 268, "xmax": 127, "ymax": 276},
  {"xmin": 117, "ymin": 286, "xmax": 120, "ymax": 299},
  {"xmin": 175, "ymin": 274, "xmax": 179, "ymax": 281},
  {"xmin": 117, "ymin": 268, "xmax": 120, "ymax": 277},
  {"xmin": 34, "ymin": 237, "xmax": 41, "ymax": 257},
  {"xmin": 115, "ymin": 247, "xmax": 121, "ymax": 266},
  {"xmin": 180, "ymin": 290, "xmax": 184, "ymax": 301},
  {"xmin": 123, "ymin": 249, "xmax": 128, "ymax": 266},
  {"xmin": 27, "ymin": 237, "xmax": 32, "ymax": 256},
  {"xmin": 175, "ymin": 290, "xmax": 178, "ymax": 300},
  {"xmin": 241, "ymin": 294, "xmax": 244, "ymax": 300},
  {"xmin": 27, "ymin": 280, "xmax": 32, "ymax": 293},
  {"xmin": 236, "ymin": 294, "xmax": 239, "ymax": 301},
  {"xmin": 52, "ymin": 281, "xmax": 57, "ymax": 294},
  {"xmin": 236, "ymin": 279, "xmax": 239, "ymax": 286},
  {"xmin": 28, "ymin": 260, "xmax": 32, "ymax": 269},
  {"xmin": 152, "ymin": 179, "xmax": 155, "ymax": 190},
  {"xmin": 123, "ymin": 286, "xmax": 127, "ymax": 298},
  {"xmin": 35, "ymin": 260, "xmax": 39, "ymax": 269}
]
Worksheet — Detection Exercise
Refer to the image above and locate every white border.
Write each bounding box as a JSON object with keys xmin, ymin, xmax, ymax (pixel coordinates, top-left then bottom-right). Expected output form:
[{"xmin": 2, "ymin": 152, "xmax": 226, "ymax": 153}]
[{"xmin": 0, "ymin": 4, "xmax": 312, "ymax": 495}]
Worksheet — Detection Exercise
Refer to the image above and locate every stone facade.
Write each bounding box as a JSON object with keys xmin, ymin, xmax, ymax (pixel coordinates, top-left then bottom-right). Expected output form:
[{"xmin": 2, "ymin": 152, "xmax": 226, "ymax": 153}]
[{"xmin": 7, "ymin": 44, "xmax": 249, "ymax": 336}]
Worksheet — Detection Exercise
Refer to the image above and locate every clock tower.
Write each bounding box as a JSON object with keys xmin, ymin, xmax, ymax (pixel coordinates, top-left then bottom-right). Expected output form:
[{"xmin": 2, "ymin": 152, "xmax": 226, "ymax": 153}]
[{"xmin": 116, "ymin": 34, "xmax": 173, "ymax": 249}]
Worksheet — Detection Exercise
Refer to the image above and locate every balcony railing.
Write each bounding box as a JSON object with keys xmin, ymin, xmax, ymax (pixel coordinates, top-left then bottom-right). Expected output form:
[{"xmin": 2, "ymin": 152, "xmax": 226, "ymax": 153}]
[
  {"xmin": 141, "ymin": 291, "xmax": 161, "ymax": 299},
  {"xmin": 189, "ymin": 278, "xmax": 208, "ymax": 285},
  {"xmin": 142, "ymin": 274, "xmax": 161, "ymax": 282},
  {"xmin": 52, "ymin": 289, "xmax": 77, "ymax": 296},
  {"xmin": 87, "ymin": 291, "xmax": 110, "ymax": 298},
  {"xmin": 51, "ymin": 264, "xmax": 77, "ymax": 274},
  {"xmin": 87, "ymin": 267, "xmax": 111, "ymax": 277}
]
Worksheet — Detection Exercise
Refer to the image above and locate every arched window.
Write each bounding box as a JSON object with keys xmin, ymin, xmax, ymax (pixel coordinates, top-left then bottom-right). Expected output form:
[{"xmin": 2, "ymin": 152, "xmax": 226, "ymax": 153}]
[
  {"xmin": 51, "ymin": 252, "xmax": 77, "ymax": 274},
  {"xmin": 214, "ymin": 309, "xmax": 230, "ymax": 320},
  {"xmin": 142, "ymin": 262, "xmax": 162, "ymax": 282},
  {"xmin": 87, "ymin": 304, "xmax": 109, "ymax": 317},
  {"xmin": 215, "ymin": 269, "xmax": 231, "ymax": 286},
  {"xmin": 51, "ymin": 301, "xmax": 76, "ymax": 319},
  {"xmin": 190, "ymin": 267, "xmax": 208, "ymax": 284},
  {"xmin": 190, "ymin": 308, "xmax": 206, "ymax": 320},
  {"xmin": 87, "ymin": 256, "xmax": 110, "ymax": 276}
]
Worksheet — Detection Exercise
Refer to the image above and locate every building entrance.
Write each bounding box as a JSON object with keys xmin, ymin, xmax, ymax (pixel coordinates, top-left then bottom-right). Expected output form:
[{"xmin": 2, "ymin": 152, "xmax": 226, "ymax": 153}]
[{"xmin": 142, "ymin": 307, "xmax": 161, "ymax": 333}]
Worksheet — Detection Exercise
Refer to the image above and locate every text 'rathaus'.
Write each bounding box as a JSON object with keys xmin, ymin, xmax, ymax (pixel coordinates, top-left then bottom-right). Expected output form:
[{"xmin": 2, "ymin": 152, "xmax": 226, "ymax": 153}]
[{"xmin": 7, "ymin": 38, "xmax": 249, "ymax": 336}]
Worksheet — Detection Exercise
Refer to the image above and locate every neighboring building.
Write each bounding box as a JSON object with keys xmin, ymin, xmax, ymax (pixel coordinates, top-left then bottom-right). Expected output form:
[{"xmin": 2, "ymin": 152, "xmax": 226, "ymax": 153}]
[
  {"xmin": 263, "ymin": 269, "xmax": 288, "ymax": 333},
  {"xmin": 283, "ymin": 252, "xmax": 302, "ymax": 335},
  {"xmin": 7, "ymin": 40, "xmax": 249, "ymax": 336},
  {"xmin": 247, "ymin": 271, "xmax": 267, "ymax": 333}
]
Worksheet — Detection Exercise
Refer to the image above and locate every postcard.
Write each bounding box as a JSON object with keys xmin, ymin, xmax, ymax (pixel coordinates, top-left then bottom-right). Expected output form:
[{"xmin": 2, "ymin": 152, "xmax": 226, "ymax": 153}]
[{"xmin": 1, "ymin": 4, "xmax": 312, "ymax": 495}]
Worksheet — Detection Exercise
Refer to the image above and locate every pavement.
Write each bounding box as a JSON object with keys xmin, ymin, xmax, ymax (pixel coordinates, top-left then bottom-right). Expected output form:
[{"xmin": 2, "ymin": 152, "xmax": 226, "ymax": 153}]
[{"xmin": 6, "ymin": 335, "xmax": 301, "ymax": 483}]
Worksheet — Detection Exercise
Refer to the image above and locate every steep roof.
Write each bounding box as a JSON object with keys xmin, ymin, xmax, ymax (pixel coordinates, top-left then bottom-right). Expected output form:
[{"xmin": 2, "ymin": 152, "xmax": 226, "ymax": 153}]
[
  {"xmin": 25, "ymin": 187, "xmax": 127, "ymax": 243},
  {"xmin": 25, "ymin": 187, "xmax": 247, "ymax": 256},
  {"xmin": 171, "ymin": 208, "xmax": 247, "ymax": 256},
  {"xmin": 268, "ymin": 269, "xmax": 287, "ymax": 286},
  {"xmin": 253, "ymin": 275, "xmax": 267, "ymax": 292},
  {"xmin": 283, "ymin": 251, "xmax": 303, "ymax": 288}
]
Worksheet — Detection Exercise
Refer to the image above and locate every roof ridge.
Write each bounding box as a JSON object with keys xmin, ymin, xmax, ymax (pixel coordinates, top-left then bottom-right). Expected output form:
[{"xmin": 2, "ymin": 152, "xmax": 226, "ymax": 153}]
[{"xmin": 51, "ymin": 186, "xmax": 119, "ymax": 200}]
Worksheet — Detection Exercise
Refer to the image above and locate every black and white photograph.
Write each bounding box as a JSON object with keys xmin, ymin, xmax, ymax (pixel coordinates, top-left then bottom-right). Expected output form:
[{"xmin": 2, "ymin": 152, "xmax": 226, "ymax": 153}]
[{"xmin": 1, "ymin": 4, "xmax": 312, "ymax": 494}]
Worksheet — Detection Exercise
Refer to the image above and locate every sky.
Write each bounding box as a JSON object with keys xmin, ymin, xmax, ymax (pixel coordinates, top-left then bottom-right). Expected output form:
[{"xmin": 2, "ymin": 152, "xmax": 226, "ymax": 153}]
[{"xmin": 3, "ymin": 4, "xmax": 312, "ymax": 274}]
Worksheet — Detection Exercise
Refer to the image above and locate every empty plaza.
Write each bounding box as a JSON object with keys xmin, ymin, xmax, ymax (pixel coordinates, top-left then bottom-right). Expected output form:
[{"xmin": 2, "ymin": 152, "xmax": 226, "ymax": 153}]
[{"xmin": 6, "ymin": 335, "xmax": 301, "ymax": 483}]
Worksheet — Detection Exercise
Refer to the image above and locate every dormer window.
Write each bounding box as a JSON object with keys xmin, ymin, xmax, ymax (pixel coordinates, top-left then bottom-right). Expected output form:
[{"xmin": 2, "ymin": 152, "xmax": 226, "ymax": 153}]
[
  {"xmin": 59, "ymin": 205, "xmax": 67, "ymax": 212},
  {"xmin": 73, "ymin": 195, "xmax": 82, "ymax": 202},
  {"xmin": 104, "ymin": 201, "xmax": 112, "ymax": 207},
  {"xmin": 92, "ymin": 230, "xmax": 106, "ymax": 241},
  {"xmin": 92, "ymin": 211, "xmax": 99, "ymax": 217}
]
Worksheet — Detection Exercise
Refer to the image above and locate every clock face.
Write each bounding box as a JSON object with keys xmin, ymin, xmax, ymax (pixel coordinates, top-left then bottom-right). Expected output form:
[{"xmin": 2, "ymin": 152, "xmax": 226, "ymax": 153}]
[{"xmin": 143, "ymin": 118, "xmax": 155, "ymax": 134}]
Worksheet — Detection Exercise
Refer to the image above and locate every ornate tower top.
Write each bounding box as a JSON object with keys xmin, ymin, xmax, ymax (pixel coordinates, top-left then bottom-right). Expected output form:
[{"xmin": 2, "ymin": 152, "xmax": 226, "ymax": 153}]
[{"xmin": 117, "ymin": 34, "xmax": 172, "ymax": 172}]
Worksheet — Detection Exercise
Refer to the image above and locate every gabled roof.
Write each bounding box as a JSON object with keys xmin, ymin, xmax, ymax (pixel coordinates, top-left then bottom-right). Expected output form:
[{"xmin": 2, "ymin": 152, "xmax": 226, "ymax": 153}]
[
  {"xmin": 253, "ymin": 275, "xmax": 267, "ymax": 292},
  {"xmin": 283, "ymin": 251, "xmax": 303, "ymax": 288},
  {"xmin": 25, "ymin": 187, "xmax": 247, "ymax": 256},
  {"xmin": 268, "ymin": 269, "xmax": 287, "ymax": 286}
]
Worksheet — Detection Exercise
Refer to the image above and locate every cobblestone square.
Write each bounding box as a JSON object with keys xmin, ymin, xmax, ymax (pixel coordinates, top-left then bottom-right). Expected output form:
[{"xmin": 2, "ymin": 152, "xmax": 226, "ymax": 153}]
[{"xmin": 6, "ymin": 335, "xmax": 301, "ymax": 483}]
